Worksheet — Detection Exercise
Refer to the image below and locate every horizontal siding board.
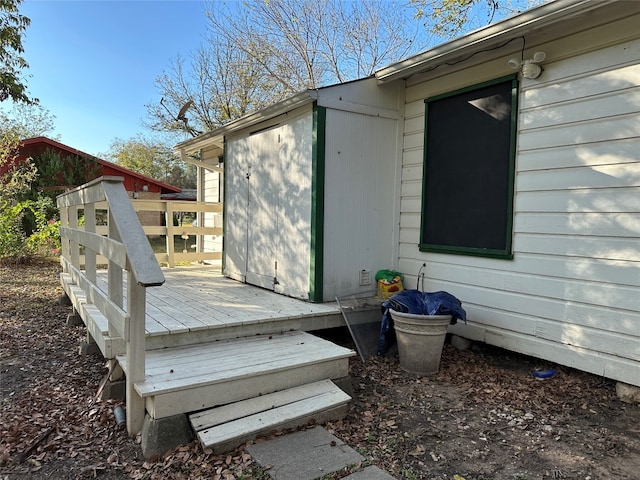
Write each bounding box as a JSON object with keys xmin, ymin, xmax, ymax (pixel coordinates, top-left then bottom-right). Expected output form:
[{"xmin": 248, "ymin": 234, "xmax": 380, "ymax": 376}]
[
  {"xmin": 522, "ymin": 63, "xmax": 640, "ymax": 109},
  {"xmin": 421, "ymin": 281, "xmax": 640, "ymax": 349},
  {"xmin": 400, "ymin": 197, "xmax": 422, "ymax": 215},
  {"xmin": 402, "ymin": 164, "xmax": 423, "ymax": 182},
  {"xmin": 401, "ymin": 179, "xmax": 423, "ymax": 197},
  {"xmin": 403, "ymin": 131, "xmax": 424, "ymax": 150},
  {"xmin": 515, "ymin": 188, "xmax": 640, "ymax": 213},
  {"xmin": 404, "ymin": 100, "xmax": 424, "ymax": 118},
  {"xmin": 398, "ymin": 252, "xmax": 639, "ymax": 289},
  {"xmin": 402, "ymin": 148, "xmax": 424, "ymax": 166},
  {"xmin": 521, "ymin": 87, "xmax": 640, "ymax": 130},
  {"xmin": 411, "ymin": 258, "xmax": 639, "ymax": 313},
  {"xmin": 514, "ymin": 212, "xmax": 640, "ymax": 237},
  {"xmin": 454, "ymin": 305, "xmax": 640, "ymax": 361},
  {"xmin": 399, "ymin": 235, "xmax": 421, "ymax": 254},
  {"xmin": 513, "ymin": 233, "xmax": 640, "ymax": 262},
  {"xmin": 403, "ymin": 115, "xmax": 425, "ymax": 134},
  {"xmin": 517, "ymin": 138, "xmax": 640, "ymax": 172},
  {"xmin": 526, "ymin": 35, "xmax": 640, "ymax": 89},
  {"xmin": 516, "ymin": 163, "xmax": 640, "ymax": 191},
  {"xmin": 400, "ymin": 212, "xmax": 421, "ymax": 230},
  {"xmin": 517, "ymin": 112, "xmax": 640, "ymax": 150}
]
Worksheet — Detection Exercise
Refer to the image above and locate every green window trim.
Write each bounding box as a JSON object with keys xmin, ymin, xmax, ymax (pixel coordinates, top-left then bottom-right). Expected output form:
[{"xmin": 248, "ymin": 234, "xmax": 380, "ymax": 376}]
[{"xmin": 419, "ymin": 75, "xmax": 518, "ymax": 260}]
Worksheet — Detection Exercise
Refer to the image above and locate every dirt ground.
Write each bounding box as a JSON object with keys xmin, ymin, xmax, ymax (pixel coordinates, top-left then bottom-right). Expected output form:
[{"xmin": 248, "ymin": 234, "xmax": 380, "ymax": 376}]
[{"xmin": 1, "ymin": 260, "xmax": 639, "ymax": 480}]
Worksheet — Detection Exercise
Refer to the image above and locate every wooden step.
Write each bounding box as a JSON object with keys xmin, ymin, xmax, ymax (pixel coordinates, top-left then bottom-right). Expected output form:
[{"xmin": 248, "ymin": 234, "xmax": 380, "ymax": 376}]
[
  {"xmin": 189, "ymin": 379, "xmax": 351, "ymax": 453},
  {"xmin": 117, "ymin": 330, "xmax": 355, "ymax": 419}
]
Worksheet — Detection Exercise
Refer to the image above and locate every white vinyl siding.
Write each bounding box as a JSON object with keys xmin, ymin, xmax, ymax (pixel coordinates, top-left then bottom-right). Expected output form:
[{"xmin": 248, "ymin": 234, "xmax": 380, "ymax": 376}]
[
  {"xmin": 398, "ymin": 16, "xmax": 640, "ymax": 386},
  {"xmin": 203, "ymin": 170, "xmax": 222, "ymax": 256}
]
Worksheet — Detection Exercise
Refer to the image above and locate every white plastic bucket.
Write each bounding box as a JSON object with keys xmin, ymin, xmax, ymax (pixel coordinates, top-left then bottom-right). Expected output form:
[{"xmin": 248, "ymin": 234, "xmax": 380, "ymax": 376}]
[{"xmin": 390, "ymin": 310, "xmax": 451, "ymax": 375}]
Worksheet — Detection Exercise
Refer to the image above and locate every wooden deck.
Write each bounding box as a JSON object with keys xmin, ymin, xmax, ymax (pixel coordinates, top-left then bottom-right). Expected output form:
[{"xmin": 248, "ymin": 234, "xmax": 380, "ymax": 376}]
[
  {"xmin": 86, "ymin": 265, "xmax": 345, "ymax": 351},
  {"xmin": 56, "ymin": 177, "xmax": 362, "ymax": 455},
  {"xmin": 60, "ymin": 265, "xmax": 356, "ymax": 453},
  {"xmin": 143, "ymin": 266, "xmax": 343, "ymax": 343}
]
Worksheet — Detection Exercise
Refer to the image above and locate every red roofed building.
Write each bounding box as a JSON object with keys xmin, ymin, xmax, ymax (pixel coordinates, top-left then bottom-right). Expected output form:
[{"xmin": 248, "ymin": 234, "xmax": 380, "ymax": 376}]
[{"xmin": 5, "ymin": 136, "xmax": 182, "ymax": 225}]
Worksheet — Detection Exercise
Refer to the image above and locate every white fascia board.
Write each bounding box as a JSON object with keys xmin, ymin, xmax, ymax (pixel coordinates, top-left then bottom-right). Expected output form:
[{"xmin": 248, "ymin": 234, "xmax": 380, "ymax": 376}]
[
  {"xmin": 181, "ymin": 155, "xmax": 223, "ymax": 173},
  {"xmin": 375, "ymin": 0, "xmax": 610, "ymax": 83},
  {"xmin": 173, "ymin": 90, "xmax": 317, "ymax": 156}
]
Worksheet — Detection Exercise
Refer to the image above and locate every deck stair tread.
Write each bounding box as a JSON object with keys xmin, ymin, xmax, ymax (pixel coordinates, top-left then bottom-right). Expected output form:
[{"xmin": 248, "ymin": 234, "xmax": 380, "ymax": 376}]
[
  {"xmin": 116, "ymin": 330, "xmax": 355, "ymax": 398},
  {"xmin": 189, "ymin": 379, "xmax": 351, "ymax": 451}
]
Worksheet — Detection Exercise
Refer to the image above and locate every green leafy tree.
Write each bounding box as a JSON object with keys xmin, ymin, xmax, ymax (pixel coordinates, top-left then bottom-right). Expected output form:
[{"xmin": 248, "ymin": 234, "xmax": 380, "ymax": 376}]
[
  {"xmin": 0, "ymin": 0, "xmax": 36, "ymax": 104},
  {"xmin": 411, "ymin": 0, "xmax": 543, "ymax": 37},
  {"xmin": 27, "ymin": 147, "xmax": 99, "ymax": 212},
  {"xmin": 0, "ymin": 103, "xmax": 58, "ymax": 139},
  {"xmin": 0, "ymin": 130, "xmax": 59, "ymax": 262},
  {"xmin": 0, "ymin": 128, "xmax": 34, "ymax": 200},
  {"xmin": 107, "ymin": 135, "xmax": 196, "ymax": 189}
]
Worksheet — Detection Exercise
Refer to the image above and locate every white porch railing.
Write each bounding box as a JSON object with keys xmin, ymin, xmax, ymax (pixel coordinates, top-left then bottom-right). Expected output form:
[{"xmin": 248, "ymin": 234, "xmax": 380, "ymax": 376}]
[
  {"xmin": 86, "ymin": 198, "xmax": 222, "ymax": 268},
  {"xmin": 57, "ymin": 176, "xmax": 165, "ymax": 435},
  {"xmin": 124, "ymin": 198, "xmax": 222, "ymax": 268}
]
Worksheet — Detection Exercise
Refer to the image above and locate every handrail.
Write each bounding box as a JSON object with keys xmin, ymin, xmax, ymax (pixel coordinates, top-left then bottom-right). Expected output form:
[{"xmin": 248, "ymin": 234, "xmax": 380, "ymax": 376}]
[
  {"xmin": 102, "ymin": 181, "xmax": 165, "ymax": 286},
  {"xmin": 57, "ymin": 176, "xmax": 165, "ymax": 435}
]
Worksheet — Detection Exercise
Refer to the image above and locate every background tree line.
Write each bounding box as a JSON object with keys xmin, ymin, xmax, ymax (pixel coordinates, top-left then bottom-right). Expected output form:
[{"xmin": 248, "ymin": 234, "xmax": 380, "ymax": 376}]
[{"xmin": 147, "ymin": 0, "xmax": 533, "ymax": 138}]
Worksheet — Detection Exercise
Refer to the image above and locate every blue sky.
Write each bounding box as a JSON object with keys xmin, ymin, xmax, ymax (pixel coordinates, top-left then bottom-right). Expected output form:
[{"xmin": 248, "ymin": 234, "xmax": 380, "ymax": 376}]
[
  {"xmin": 14, "ymin": 0, "xmax": 538, "ymax": 158},
  {"xmin": 17, "ymin": 0, "xmax": 208, "ymax": 157}
]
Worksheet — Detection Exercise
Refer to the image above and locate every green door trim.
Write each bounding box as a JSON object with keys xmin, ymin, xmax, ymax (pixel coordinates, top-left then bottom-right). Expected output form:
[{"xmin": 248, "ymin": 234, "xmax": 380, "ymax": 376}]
[{"xmin": 310, "ymin": 103, "xmax": 326, "ymax": 302}]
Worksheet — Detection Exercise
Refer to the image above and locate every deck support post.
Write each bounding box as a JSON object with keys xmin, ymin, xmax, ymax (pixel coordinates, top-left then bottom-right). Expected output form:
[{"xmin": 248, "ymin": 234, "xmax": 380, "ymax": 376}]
[
  {"xmin": 126, "ymin": 274, "xmax": 147, "ymax": 435},
  {"xmin": 66, "ymin": 311, "xmax": 83, "ymax": 326},
  {"xmin": 109, "ymin": 359, "xmax": 124, "ymax": 381}
]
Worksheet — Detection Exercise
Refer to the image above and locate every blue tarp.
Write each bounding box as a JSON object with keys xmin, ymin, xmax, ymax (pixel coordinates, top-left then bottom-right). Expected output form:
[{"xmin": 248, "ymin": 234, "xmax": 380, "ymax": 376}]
[{"xmin": 377, "ymin": 289, "xmax": 467, "ymax": 356}]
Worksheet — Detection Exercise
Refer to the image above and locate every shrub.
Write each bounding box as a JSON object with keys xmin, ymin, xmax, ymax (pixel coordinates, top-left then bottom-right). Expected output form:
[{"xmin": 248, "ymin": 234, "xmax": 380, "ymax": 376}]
[
  {"xmin": 0, "ymin": 133, "xmax": 60, "ymax": 262},
  {"xmin": 0, "ymin": 194, "xmax": 60, "ymax": 262}
]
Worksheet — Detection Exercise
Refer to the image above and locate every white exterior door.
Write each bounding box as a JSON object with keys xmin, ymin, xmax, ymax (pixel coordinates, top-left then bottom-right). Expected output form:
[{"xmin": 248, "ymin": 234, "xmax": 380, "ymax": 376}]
[
  {"xmin": 224, "ymin": 113, "xmax": 312, "ymax": 299},
  {"xmin": 246, "ymin": 126, "xmax": 281, "ymax": 289}
]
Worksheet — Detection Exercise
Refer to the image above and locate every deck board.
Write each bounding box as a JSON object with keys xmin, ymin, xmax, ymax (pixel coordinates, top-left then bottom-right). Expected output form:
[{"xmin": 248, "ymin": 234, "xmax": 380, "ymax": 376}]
[
  {"xmin": 91, "ymin": 266, "xmax": 343, "ymax": 346},
  {"xmin": 191, "ymin": 380, "xmax": 351, "ymax": 451},
  {"xmin": 117, "ymin": 330, "xmax": 354, "ymax": 397}
]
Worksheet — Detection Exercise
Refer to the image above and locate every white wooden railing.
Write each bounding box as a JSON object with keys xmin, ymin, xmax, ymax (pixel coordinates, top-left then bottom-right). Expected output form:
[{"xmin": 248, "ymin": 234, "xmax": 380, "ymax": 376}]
[
  {"xmin": 124, "ymin": 198, "xmax": 222, "ymax": 267},
  {"xmin": 86, "ymin": 198, "xmax": 222, "ymax": 268},
  {"xmin": 57, "ymin": 176, "xmax": 165, "ymax": 435}
]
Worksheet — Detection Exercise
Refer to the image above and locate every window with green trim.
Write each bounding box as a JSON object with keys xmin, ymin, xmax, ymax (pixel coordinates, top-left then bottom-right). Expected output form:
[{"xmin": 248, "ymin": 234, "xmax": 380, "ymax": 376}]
[{"xmin": 420, "ymin": 75, "xmax": 518, "ymax": 259}]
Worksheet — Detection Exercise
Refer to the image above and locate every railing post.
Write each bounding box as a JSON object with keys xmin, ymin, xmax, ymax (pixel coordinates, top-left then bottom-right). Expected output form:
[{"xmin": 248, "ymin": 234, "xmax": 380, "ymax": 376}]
[
  {"xmin": 84, "ymin": 203, "xmax": 97, "ymax": 284},
  {"xmin": 126, "ymin": 271, "xmax": 146, "ymax": 435},
  {"xmin": 59, "ymin": 204, "xmax": 70, "ymax": 271},
  {"xmin": 108, "ymin": 209, "xmax": 123, "ymax": 311},
  {"xmin": 69, "ymin": 205, "xmax": 80, "ymax": 269},
  {"xmin": 166, "ymin": 202, "xmax": 175, "ymax": 268}
]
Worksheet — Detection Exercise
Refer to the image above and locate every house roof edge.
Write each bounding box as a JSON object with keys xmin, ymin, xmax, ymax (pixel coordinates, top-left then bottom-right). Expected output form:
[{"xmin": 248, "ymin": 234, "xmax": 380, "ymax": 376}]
[
  {"xmin": 174, "ymin": 90, "xmax": 317, "ymax": 154},
  {"xmin": 375, "ymin": 0, "xmax": 610, "ymax": 83}
]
